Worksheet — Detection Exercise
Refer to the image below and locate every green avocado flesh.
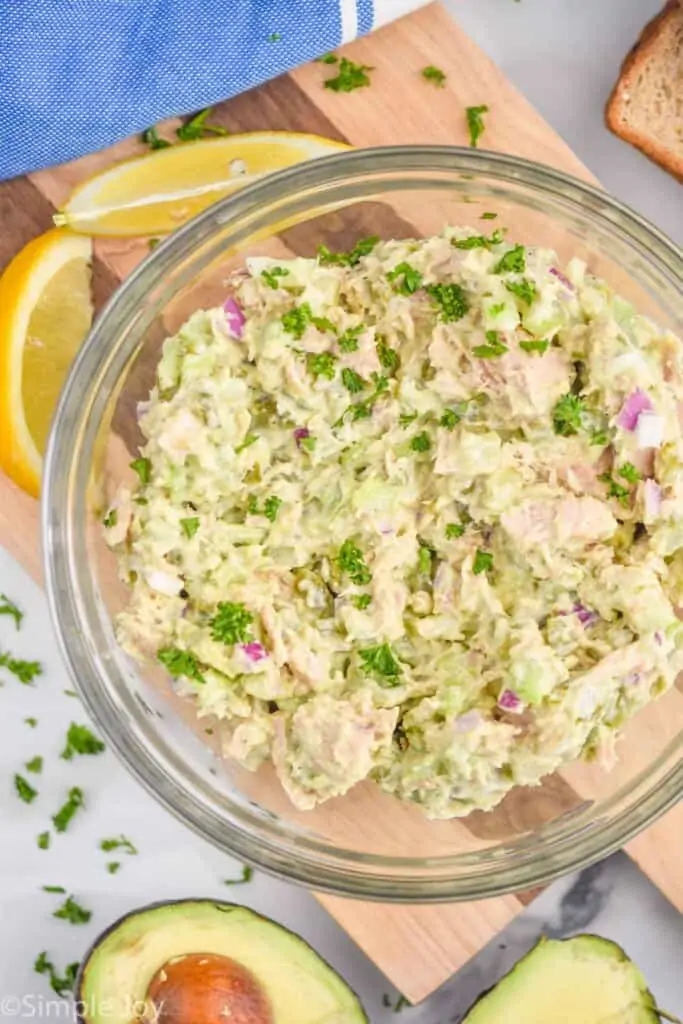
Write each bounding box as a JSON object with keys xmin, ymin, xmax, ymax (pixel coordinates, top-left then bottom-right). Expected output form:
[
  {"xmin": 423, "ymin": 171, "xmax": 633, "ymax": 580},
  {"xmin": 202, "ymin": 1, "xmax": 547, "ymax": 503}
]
[
  {"xmin": 463, "ymin": 934, "xmax": 661, "ymax": 1024},
  {"xmin": 77, "ymin": 899, "xmax": 367, "ymax": 1024}
]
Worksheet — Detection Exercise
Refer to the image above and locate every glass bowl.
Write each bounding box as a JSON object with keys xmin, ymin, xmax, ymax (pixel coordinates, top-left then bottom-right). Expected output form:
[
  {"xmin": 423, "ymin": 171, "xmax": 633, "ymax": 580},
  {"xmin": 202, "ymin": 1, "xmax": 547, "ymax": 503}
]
[{"xmin": 43, "ymin": 146, "xmax": 683, "ymax": 902}]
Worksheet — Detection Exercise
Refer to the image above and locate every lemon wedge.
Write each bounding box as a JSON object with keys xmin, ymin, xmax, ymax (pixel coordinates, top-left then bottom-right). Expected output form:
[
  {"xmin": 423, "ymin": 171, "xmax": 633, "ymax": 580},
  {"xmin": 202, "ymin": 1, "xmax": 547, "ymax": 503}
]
[
  {"xmin": 0, "ymin": 230, "xmax": 93, "ymax": 497},
  {"xmin": 54, "ymin": 132, "xmax": 350, "ymax": 237}
]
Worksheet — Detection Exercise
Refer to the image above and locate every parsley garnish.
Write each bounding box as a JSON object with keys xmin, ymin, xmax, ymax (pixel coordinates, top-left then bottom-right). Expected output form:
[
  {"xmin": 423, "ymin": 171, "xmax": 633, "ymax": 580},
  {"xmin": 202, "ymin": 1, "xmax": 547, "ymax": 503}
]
[
  {"xmin": 338, "ymin": 540, "xmax": 372, "ymax": 586},
  {"xmin": 599, "ymin": 473, "xmax": 631, "ymax": 505},
  {"xmin": 446, "ymin": 523, "xmax": 465, "ymax": 539},
  {"xmin": 519, "ymin": 339, "xmax": 549, "ymax": 355},
  {"xmin": 552, "ymin": 394, "xmax": 585, "ymax": 437},
  {"xmin": 0, "ymin": 651, "xmax": 42, "ymax": 684},
  {"xmin": 209, "ymin": 602, "xmax": 253, "ymax": 645},
  {"xmin": 473, "ymin": 549, "xmax": 493, "ymax": 575},
  {"xmin": 263, "ymin": 495, "xmax": 283, "ymax": 522},
  {"xmin": 142, "ymin": 126, "xmax": 171, "ymax": 151},
  {"xmin": 107, "ymin": 861, "xmax": 121, "ymax": 874},
  {"xmin": 300, "ymin": 436, "xmax": 317, "ymax": 452},
  {"xmin": 353, "ymin": 594, "xmax": 372, "ymax": 610},
  {"xmin": 262, "ymin": 266, "xmax": 289, "ymax": 289},
  {"xmin": 267, "ymin": 31, "xmax": 281, "ymax": 42},
  {"xmin": 282, "ymin": 304, "xmax": 312, "ymax": 339},
  {"xmin": 452, "ymin": 229, "xmax": 504, "ymax": 250},
  {"xmin": 235, "ymin": 433, "xmax": 258, "ymax": 454},
  {"xmin": 148, "ymin": 238, "xmax": 160, "ymax": 251},
  {"xmin": 422, "ymin": 65, "xmax": 446, "ymax": 87},
  {"xmin": 158, "ymin": 647, "xmax": 206, "ymax": 684},
  {"xmin": 410, "ymin": 431, "xmax": 431, "ymax": 453},
  {"xmin": 377, "ymin": 340, "xmax": 400, "ymax": 374},
  {"xmin": 324, "ymin": 57, "xmax": 373, "ymax": 93},
  {"xmin": 386, "ymin": 262, "xmax": 423, "ymax": 295},
  {"xmin": 493, "ymin": 245, "xmax": 526, "ymax": 275},
  {"xmin": 618, "ymin": 462, "xmax": 641, "ymax": 484},
  {"xmin": 26, "ymin": 756, "xmax": 43, "ymax": 774},
  {"xmin": 180, "ymin": 516, "xmax": 200, "ymax": 538},
  {"xmin": 102, "ymin": 509, "xmax": 117, "ymax": 528},
  {"xmin": 473, "ymin": 330, "xmax": 508, "ymax": 359},
  {"xmin": 15, "ymin": 773, "xmax": 37, "ymax": 803},
  {"xmin": 176, "ymin": 107, "xmax": 228, "ymax": 142},
  {"xmin": 53, "ymin": 895, "xmax": 91, "ymax": 925},
  {"xmin": 466, "ymin": 104, "xmax": 489, "ymax": 147},
  {"xmin": 0, "ymin": 593, "xmax": 23, "ymax": 629},
  {"xmin": 100, "ymin": 834, "xmax": 138, "ymax": 855},
  {"xmin": 440, "ymin": 407, "xmax": 463, "ymax": 430},
  {"xmin": 338, "ymin": 325, "xmax": 363, "ymax": 352},
  {"xmin": 34, "ymin": 953, "xmax": 79, "ymax": 998},
  {"xmin": 318, "ymin": 236, "xmax": 378, "ymax": 267},
  {"xmin": 247, "ymin": 495, "xmax": 259, "ymax": 516},
  {"xmin": 61, "ymin": 723, "xmax": 105, "ymax": 761},
  {"xmin": 341, "ymin": 368, "xmax": 366, "ymax": 394},
  {"xmin": 223, "ymin": 865, "xmax": 254, "ymax": 885},
  {"xmin": 307, "ymin": 352, "xmax": 337, "ymax": 381},
  {"xmin": 590, "ymin": 428, "xmax": 609, "ymax": 447},
  {"xmin": 25, "ymin": 717, "xmax": 38, "ymax": 728},
  {"xmin": 37, "ymin": 832, "xmax": 50, "ymax": 850},
  {"xmin": 505, "ymin": 279, "xmax": 537, "ymax": 305},
  {"xmin": 130, "ymin": 457, "xmax": 151, "ymax": 484},
  {"xmin": 52, "ymin": 787, "xmax": 84, "ymax": 833},
  {"xmin": 358, "ymin": 643, "xmax": 401, "ymax": 682},
  {"xmin": 418, "ymin": 544, "xmax": 434, "ymax": 576},
  {"xmin": 42, "ymin": 885, "xmax": 66, "ymax": 894},
  {"xmin": 399, "ymin": 412, "xmax": 418, "ymax": 428},
  {"xmin": 316, "ymin": 53, "xmax": 338, "ymax": 64},
  {"xmin": 481, "ymin": 211, "xmax": 498, "ymax": 220},
  {"xmin": 426, "ymin": 282, "xmax": 469, "ymax": 322}
]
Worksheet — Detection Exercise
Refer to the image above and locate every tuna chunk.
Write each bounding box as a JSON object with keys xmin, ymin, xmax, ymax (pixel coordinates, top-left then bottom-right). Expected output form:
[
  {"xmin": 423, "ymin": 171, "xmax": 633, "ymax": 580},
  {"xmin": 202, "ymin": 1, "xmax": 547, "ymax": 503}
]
[{"xmin": 502, "ymin": 496, "xmax": 617, "ymax": 549}]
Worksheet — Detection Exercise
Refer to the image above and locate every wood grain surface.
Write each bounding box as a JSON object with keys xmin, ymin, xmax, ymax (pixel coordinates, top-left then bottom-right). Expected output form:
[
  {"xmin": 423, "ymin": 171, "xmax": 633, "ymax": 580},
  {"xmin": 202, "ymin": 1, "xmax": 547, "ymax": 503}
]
[{"xmin": 0, "ymin": 2, "xmax": 680, "ymax": 1005}]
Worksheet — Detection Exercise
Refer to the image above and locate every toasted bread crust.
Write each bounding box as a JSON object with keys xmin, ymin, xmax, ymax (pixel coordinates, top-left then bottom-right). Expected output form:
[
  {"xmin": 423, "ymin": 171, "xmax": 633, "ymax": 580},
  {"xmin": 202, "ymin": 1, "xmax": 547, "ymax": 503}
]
[{"xmin": 605, "ymin": 0, "xmax": 683, "ymax": 182}]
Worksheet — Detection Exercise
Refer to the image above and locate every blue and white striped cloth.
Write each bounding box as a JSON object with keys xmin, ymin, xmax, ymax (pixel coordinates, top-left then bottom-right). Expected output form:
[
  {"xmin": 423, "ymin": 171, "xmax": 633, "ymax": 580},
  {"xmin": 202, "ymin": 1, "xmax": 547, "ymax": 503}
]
[{"xmin": 0, "ymin": 0, "xmax": 427, "ymax": 181}]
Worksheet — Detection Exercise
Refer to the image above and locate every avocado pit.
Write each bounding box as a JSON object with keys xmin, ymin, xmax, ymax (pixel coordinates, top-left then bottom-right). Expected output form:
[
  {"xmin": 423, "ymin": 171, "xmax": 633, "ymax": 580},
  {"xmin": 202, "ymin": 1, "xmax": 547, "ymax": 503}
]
[{"xmin": 145, "ymin": 953, "xmax": 273, "ymax": 1024}]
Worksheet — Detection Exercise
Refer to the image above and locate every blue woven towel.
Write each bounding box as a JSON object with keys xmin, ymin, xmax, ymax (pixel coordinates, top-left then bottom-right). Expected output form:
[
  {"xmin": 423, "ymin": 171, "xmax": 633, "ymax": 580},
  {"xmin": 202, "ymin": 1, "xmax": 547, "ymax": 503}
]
[{"xmin": 0, "ymin": 0, "xmax": 426, "ymax": 181}]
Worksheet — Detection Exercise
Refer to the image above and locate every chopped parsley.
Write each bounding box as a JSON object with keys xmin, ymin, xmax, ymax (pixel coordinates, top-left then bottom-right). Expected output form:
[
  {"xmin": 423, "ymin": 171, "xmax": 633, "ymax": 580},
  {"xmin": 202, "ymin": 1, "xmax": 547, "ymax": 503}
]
[
  {"xmin": 338, "ymin": 325, "xmax": 363, "ymax": 352},
  {"xmin": 223, "ymin": 865, "xmax": 254, "ymax": 885},
  {"xmin": 452, "ymin": 229, "xmax": 504, "ymax": 250},
  {"xmin": 180, "ymin": 516, "xmax": 200, "ymax": 538},
  {"xmin": 338, "ymin": 540, "xmax": 372, "ymax": 586},
  {"xmin": 418, "ymin": 544, "xmax": 434, "ymax": 575},
  {"xmin": 176, "ymin": 106, "xmax": 228, "ymax": 142},
  {"xmin": 263, "ymin": 495, "xmax": 283, "ymax": 522},
  {"xmin": 107, "ymin": 861, "xmax": 121, "ymax": 874},
  {"xmin": 102, "ymin": 509, "xmax": 117, "ymax": 528},
  {"xmin": 158, "ymin": 646, "xmax": 206, "ymax": 683},
  {"xmin": 15, "ymin": 773, "xmax": 37, "ymax": 803},
  {"xmin": 358, "ymin": 643, "xmax": 401, "ymax": 682},
  {"xmin": 473, "ymin": 330, "xmax": 508, "ymax": 359},
  {"xmin": 53, "ymin": 895, "xmax": 92, "ymax": 925},
  {"xmin": 505, "ymin": 279, "xmax": 537, "ymax": 305},
  {"xmin": 599, "ymin": 473, "xmax": 631, "ymax": 504},
  {"xmin": 25, "ymin": 717, "xmax": 38, "ymax": 728},
  {"xmin": 247, "ymin": 494, "xmax": 260, "ymax": 516},
  {"xmin": 34, "ymin": 952, "xmax": 79, "ymax": 998},
  {"xmin": 552, "ymin": 394, "xmax": 585, "ymax": 437},
  {"xmin": 282, "ymin": 303, "xmax": 312, "ymax": 339},
  {"xmin": 386, "ymin": 262, "xmax": 423, "ymax": 295},
  {"xmin": 341, "ymin": 368, "xmax": 366, "ymax": 394},
  {"xmin": 399, "ymin": 412, "xmax": 418, "ymax": 428},
  {"xmin": 410, "ymin": 431, "xmax": 431, "ymax": 453},
  {"xmin": 0, "ymin": 651, "xmax": 42, "ymax": 684},
  {"xmin": 353, "ymin": 594, "xmax": 372, "ymax": 610},
  {"xmin": 100, "ymin": 834, "xmax": 138, "ymax": 856},
  {"xmin": 267, "ymin": 31, "xmax": 281, "ymax": 42},
  {"xmin": 446, "ymin": 523, "xmax": 465, "ymax": 539},
  {"xmin": 618, "ymin": 462, "xmax": 641, "ymax": 484},
  {"xmin": 25, "ymin": 756, "xmax": 43, "ymax": 775},
  {"xmin": 42, "ymin": 885, "xmax": 66, "ymax": 894},
  {"xmin": 306, "ymin": 352, "xmax": 338, "ymax": 381},
  {"xmin": 262, "ymin": 266, "xmax": 289, "ymax": 289},
  {"xmin": 493, "ymin": 245, "xmax": 526, "ymax": 275},
  {"xmin": 481, "ymin": 211, "xmax": 498, "ymax": 220},
  {"xmin": 148, "ymin": 238, "xmax": 160, "ymax": 251},
  {"xmin": 318, "ymin": 236, "xmax": 378, "ymax": 267},
  {"xmin": 519, "ymin": 339, "xmax": 549, "ymax": 355},
  {"xmin": 61, "ymin": 723, "xmax": 105, "ymax": 760},
  {"xmin": 130, "ymin": 457, "xmax": 152, "ymax": 484},
  {"xmin": 0, "ymin": 593, "xmax": 23, "ymax": 630},
  {"xmin": 466, "ymin": 104, "xmax": 489, "ymax": 147},
  {"xmin": 421, "ymin": 65, "xmax": 447, "ymax": 87},
  {"xmin": 52, "ymin": 787, "xmax": 85, "ymax": 833},
  {"xmin": 440, "ymin": 407, "xmax": 465, "ymax": 430},
  {"xmin": 324, "ymin": 57, "xmax": 373, "ymax": 93},
  {"xmin": 377, "ymin": 340, "xmax": 400, "ymax": 374},
  {"xmin": 590, "ymin": 428, "xmax": 609, "ymax": 447},
  {"xmin": 316, "ymin": 53, "xmax": 338, "ymax": 64},
  {"xmin": 141, "ymin": 125, "xmax": 171, "ymax": 151},
  {"xmin": 473, "ymin": 549, "xmax": 494, "ymax": 575},
  {"xmin": 235, "ymin": 433, "xmax": 258, "ymax": 453},
  {"xmin": 426, "ymin": 282, "xmax": 469, "ymax": 322},
  {"xmin": 37, "ymin": 831, "xmax": 50, "ymax": 850},
  {"xmin": 209, "ymin": 602, "xmax": 253, "ymax": 645}
]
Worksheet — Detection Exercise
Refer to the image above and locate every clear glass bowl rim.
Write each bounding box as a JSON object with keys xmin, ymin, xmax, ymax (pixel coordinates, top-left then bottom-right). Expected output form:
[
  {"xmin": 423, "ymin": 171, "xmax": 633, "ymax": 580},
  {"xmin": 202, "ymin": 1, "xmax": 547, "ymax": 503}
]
[{"xmin": 43, "ymin": 145, "xmax": 683, "ymax": 902}]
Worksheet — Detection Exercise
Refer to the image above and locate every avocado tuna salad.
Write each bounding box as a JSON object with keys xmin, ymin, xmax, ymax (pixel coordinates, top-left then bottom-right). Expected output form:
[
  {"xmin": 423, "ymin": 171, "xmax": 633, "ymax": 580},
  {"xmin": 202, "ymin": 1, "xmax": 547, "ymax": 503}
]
[{"xmin": 106, "ymin": 227, "xmax": 683, "ymax": 819}]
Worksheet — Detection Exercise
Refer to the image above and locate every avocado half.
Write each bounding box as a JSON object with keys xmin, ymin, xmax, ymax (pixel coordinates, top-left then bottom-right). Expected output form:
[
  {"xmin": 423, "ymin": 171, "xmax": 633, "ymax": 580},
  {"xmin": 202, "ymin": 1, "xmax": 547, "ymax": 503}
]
[
  {"xmin": 462, "ymin": 934, "xmax": 670, "ymax": 1024},
  {"xmin": 75, "ymin": 899, "xmax": 368, "ymax": 1024}
]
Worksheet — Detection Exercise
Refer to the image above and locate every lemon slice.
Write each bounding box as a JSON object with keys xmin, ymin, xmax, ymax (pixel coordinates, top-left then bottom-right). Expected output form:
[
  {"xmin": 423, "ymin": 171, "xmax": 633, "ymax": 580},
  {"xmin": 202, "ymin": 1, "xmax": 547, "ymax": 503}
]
[
  {"xmin": 0, "ymin": 230, "xmax": 93, "ymax": 497},
  {"xmin": 55, "ymin": 132, "xmax": 350, "ymax": 237}
]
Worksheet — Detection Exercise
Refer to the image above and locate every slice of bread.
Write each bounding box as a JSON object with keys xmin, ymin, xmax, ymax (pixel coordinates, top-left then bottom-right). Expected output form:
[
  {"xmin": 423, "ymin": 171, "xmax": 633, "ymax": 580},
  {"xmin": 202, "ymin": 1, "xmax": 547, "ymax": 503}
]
[{"xmin": 606, "ymin": 0, "xmax": 683, "ymax": 182}]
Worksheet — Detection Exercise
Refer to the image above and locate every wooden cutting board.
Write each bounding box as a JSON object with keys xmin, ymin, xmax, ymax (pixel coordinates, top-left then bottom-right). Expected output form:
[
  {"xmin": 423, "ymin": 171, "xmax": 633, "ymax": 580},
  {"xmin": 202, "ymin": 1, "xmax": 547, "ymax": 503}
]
[{"xmin": 1, "ymin": 2, "xmax": 681, "ymax": 1004}]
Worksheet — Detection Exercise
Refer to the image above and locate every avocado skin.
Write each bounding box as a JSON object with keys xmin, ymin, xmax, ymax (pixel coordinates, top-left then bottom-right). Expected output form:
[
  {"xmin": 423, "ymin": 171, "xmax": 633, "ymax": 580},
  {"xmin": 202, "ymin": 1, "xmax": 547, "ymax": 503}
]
[
  {"xmin": 74, "ymin": 897, "xmax": 369, "ymax": 1024},
  {"xmin": 462, "ymin": 934, "xmax": 663, "ymax": 1023}
]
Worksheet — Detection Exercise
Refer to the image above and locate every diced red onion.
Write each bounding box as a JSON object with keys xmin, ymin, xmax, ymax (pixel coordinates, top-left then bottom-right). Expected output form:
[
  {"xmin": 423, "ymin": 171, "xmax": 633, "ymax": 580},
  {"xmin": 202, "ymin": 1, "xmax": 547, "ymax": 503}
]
[
  {"xmin": 549, "ymin": 266, "xmax": 575, "ymax": 292},
  {"xmin": 574, "ymin": 603, "xmax": 599, "ymax": 628},
  {"xmin": 643, "ymin": 479, "xmax": 662, "ymax": 518},
  {"xmin": 242, "ymin": 642, "xmax": 267, "ymax": 662},
  {"xmin": 223, "ymin": 297, "xmax": 245, "ymax": 338},
  {"xmin": 655, "ymin": 631, "xmax": 663, "ymax": 646},
  {"xmin": 498, "ymin": 689, "xmax": 523, "ymax": 713},
  {"xmin": 636, "ymin": 411, "xmax": 664, "ymax": 450},
  {"xmin": 293, "ymin": 427, "xmax": 310, "ymax": 447},
  {"xmin": 454, "ymin": 710, "xmax": 484, "ymax": 733},
  {"xmin": 617, "ymin": 389, "xmax": 652, "ymax": 431}
]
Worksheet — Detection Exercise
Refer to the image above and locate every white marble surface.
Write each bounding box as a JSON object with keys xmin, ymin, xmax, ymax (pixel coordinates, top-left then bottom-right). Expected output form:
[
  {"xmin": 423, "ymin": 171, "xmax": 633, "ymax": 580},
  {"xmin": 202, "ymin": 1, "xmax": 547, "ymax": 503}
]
[{"xmin": 1, "ymin": 2, "xmax": 682, "ymax": 1020}]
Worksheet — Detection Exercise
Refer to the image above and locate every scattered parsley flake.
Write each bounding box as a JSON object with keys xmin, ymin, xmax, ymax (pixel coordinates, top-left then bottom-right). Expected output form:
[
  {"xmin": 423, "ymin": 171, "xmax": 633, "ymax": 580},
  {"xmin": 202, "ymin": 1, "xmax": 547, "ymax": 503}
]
[
  {"xmin": 100, "ymin": 834, "xmax": 138, "ymax": 856},
  {"xmin": 42, "ymin": 885, "xmax": 66, "ymax": 894},
  {"xmin": 52, "ymin": 787, "xmax": 84, "ymax": 833},
  {"xmin": 418, "ymin": 545, "xmax": 434, "ymax": 576},
  {"xmin": 519, "ymin": 339, "xmax": 549, "ymax": 355},
  {"xmin": 158, "ymin": 646, "xmax": 206, "ymax": 683},
  {"xmin": 353, "ymin": 594, "xmax": 372, "ymax": 610},
  {"xmin": 421, "ymin": 65, "xmax": 446, "ymax": 87},
  {"xmin": 493, "ymin": 245, "xmax": 526, "ymax": 275},
  {"xmin": 37, "ymin": 831, "xmax": 50, "ymax": 850},
  {"xmin": 223, "ymin": 865, "xmax": 254, "ymax": 885},
  {"xmin": 599, "ymin": 473, "xmax": 631, "ymax": 505},
  {"xmin": 180, "ymin": 516, "xmax": 200, "ymax": 539},
  {"xmin": 377, "ymin": 340, "xmax": 400, "ymax": 374},
  {"xmin": 341, "ymin": 367, "xmax": 366, "ymax": 394},
  {"xmin": 552, "ymin": 394, "xmax": 585, "ymax": 437},
  {"xmin": 618, "ymin": 462, "xmax": 641, "ymax": 484},
  {"xmin": 452, "ymin": 229, "xmax": 504, "ymax": 250},
  {"xmin": 130, "ymin": 457, "xmax": 151, "ymax": 484},
  {"xmin": 386, "ymin": 262, "xmax": 423, "ymax": 295},
  {"xmin": 426, "ymin": 282, "xmax": 469, "ymax": 322},
  {"xmin": 25, "ymin": 717, "xmax": 38, "ymax": 728},
  {"xmin": 63, "ymin": 689, "xmax": 78, "ymax": 699},
  {"xmin": 306, "ymin": 352, "xmax": 337, "ymax": 381},
  {"xmin": 324, "ymin": 57, "xmax": 373, "ymax": 93},
  {"xmin": 26, "ymin": 756, "xmax": 43, "ymax": 775},
  {"xmin": 473, "ymin": 549, "xmax": 494, "ymax": 575},
  {"xmin": 399, "ymin": 412, "xmax": 418, "ymax": 428},
  {"xmin": 267, "ymin": 31, "xmax": 281, "ymax": 42},
  {"xmin": 235, "ymin": 433, "xmax": 258, "ymax": 454},
  {"xmin": 261, "ymin": 266, "xmax": 289, "ymax": 289},
  {"xmin": 142, "ymin": 126, "xmax": 171, "ymax": 151},
  {"xmin": 209, "ymin": 602, "xmax": 253, "ymax": 645},
  {"xmin": 0, "ymin": 593, "xmax": 23, "ymax": 630},
  {"xmin": 505, "ymin": 279, "xmax": 537, "ymax": 305},
  {"xmin": 264, "ymin": 495, "xmax": 283, "ymax": 522},
  {"xmin": 0, "ymin": 651, "xmax": 42, "ymax": 684},
  {"xmin": 15, "ymin": 773, "xmax": 37, "ymax": 803},
  {"xmin": 359, "ymin": 644, "xmax": 401, "ymax": 682},
  {"xmin": 317, "ymin": 236, "xmax": 378, "ymax": 267},
  {"xmin": 488, "ymin": 301, "xmax": 506, "ymax": 316},
  {"xmin": 282, "ymin": 303, "xmax": 313, "ymax": 339},
  {"xmin": 590, "ymin": 428, "xmax": 609, "ymax": 447},
  {"xmin": 148, "ymin": 238, "xmax": 160, "ymax": 251},
  {"xmin": 338, "ymin": 325, "xmax": 363, "ymax": 352},
  {"xmin": 34, "ymin": 953, "xmax": 78, "ymax": 998},
  {"xmin": 107, "ymin": 861, "xmax": 121, "ymax": 874},
  {"xmin": 446, "ymin": 523, "xmax": 465, "ymax": 539},
  {"xmin": 102, "ymin": 509, "xmax": 117, "ymax": 528},
  {"xmin": 410, "ymin": 431, "xmax": 431, "ymax": 453},
  {"xmin": 300, "ymin": 436, "xmax": 317, "ymax": 452},
  {"xmin": 53, "ymin": 895, "xmax": 91, "ymax": 926},
  {"xmin": 481, "ymin": 211, "xmax": 498, "ymax": 220},
  {"xmin": 338, "ymin": 540, "xmax": 372, "ymax": 586},
  {"xmin": 466, "ymin": 104, "xmax": 489, "ymax": 147},
  {"xmin": 61, "ymin": 723, "xmax": 105, "ymax": 761},
  {"xmin": 473, "ymin": 330, "xmax": 508, "ymax": 359},
  {"xmin": 247, "ymin": 495, "xmax": 260, "ymax": 516},
  {"xmin": 176, "ymin": 106, "xmax": 228, "ymax": 142},
  {"xmin": 316, "ymin": 53, "xmax": 338, "ymax": 64},
  {"xmin": 440, "ymin": 408, "xmax": 462, "ymax": 430}
]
